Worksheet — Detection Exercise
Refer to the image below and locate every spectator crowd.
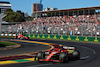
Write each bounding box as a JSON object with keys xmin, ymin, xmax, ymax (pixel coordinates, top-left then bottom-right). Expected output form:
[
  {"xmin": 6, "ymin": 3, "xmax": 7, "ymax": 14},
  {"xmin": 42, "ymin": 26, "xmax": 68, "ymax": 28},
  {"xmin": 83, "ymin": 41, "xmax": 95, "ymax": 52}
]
[{"xmin": 1, "ymin": 14, "xmax": 100, "ymax": 37}]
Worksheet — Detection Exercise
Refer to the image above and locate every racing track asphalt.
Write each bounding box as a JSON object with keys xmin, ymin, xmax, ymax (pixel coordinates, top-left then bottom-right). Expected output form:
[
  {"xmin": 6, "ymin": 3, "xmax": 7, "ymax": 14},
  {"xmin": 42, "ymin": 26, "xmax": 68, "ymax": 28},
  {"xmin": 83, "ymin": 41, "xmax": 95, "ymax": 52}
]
[
  {"xmin": 0, "ymin": 37, "xmax": 51, "ymax": 57},
  {"xmin": 1, "ymin": 37, "xmax": 100, "ymax": 67}
]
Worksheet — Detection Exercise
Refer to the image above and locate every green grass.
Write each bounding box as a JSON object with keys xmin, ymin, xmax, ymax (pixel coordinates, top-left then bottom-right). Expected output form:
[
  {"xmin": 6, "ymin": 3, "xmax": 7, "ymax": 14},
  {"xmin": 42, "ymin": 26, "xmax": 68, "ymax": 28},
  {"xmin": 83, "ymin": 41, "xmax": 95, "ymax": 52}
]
[{"xmin": 0, "ymin": 41, "xmax": 16, "ymax": 46}]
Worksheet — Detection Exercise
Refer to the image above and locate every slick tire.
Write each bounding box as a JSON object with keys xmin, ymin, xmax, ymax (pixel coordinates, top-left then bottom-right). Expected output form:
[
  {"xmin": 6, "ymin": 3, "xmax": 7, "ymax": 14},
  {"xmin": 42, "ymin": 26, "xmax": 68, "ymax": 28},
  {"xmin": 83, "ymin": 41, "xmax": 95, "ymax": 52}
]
[
  {"xmin": 59, "ymin": 52, "xmax": 68, "ymax": 63},
  {"xmin": 27, "ymin": 37, "xmax": 29, "ymax": 39},
  {"xmin": 72, "ymin": 50, "xmax": 80, "ymax": 60},
  {"xmin": 37, "ymin": 51, "xmax": 45, "ymax": 60}
]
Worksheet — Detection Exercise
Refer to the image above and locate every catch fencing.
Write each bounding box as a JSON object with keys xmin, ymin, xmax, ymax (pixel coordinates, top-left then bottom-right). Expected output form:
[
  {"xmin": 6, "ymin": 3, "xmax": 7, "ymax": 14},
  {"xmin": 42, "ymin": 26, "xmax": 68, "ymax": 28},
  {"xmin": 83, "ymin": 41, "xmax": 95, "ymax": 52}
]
[{"xmin": 1, "ymin": 22, "xmax": 100, "ymax": 37}]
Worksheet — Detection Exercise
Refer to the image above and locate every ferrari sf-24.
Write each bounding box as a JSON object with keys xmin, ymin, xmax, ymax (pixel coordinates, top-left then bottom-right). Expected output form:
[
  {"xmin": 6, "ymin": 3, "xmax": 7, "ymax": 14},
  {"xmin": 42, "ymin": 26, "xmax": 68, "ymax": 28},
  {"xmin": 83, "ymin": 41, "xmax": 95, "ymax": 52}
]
[{"xmin": 36, "ymin": 45, "xmax": 80, "ymax": 63}]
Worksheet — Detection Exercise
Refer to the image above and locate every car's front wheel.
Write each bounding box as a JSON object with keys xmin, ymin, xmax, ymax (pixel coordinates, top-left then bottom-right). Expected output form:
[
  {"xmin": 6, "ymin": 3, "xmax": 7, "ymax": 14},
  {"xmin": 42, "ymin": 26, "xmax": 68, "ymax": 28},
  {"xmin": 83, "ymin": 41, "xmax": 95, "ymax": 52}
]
[{"xmin": 37, "ymin": 51, "xmax": 45, "ymax": 60}]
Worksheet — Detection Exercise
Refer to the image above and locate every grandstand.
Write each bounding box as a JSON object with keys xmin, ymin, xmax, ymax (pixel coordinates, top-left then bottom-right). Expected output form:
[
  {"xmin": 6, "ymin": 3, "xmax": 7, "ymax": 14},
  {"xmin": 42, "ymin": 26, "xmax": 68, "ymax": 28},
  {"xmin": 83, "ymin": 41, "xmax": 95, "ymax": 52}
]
[
  {"xmin": 1, "ymin": 6, "xmax": 100, "ymax": 37},
  {"xmin": 0, "ymin": 1, "xmax": 11, "ymax": 14},
  {"xmin": 32, "ymin": 6, "xmax": 100, "ymax": 18}
]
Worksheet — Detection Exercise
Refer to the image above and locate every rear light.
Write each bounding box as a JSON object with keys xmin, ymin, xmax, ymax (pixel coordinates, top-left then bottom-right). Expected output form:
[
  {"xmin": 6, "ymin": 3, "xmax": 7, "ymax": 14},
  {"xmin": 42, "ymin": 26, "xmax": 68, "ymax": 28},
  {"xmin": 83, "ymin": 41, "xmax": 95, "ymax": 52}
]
[
  {"xmin": 75, "ymin": 48, "xmax": 76, "ymax": 50},
  {"xmin": 46, "ymin": 59, "xmax": 49, "ymax": 61}
]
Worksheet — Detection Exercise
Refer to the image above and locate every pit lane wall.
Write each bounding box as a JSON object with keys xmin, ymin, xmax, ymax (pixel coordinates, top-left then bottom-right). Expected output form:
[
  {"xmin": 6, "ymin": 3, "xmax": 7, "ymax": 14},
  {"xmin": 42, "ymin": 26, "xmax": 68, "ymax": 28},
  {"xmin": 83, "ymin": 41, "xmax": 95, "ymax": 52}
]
[{"xmin": 25, "ymin": 34, "xmax": 100, "ymax": 43}]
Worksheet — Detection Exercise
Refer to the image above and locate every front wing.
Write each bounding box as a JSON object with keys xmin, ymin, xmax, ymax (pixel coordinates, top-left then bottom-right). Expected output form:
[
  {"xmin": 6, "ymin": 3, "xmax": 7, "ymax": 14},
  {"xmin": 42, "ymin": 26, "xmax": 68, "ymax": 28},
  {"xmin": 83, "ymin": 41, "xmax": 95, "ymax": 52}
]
[{"xmin": 38, "ymin": 59, "xmax": 62, "ymax": 62}]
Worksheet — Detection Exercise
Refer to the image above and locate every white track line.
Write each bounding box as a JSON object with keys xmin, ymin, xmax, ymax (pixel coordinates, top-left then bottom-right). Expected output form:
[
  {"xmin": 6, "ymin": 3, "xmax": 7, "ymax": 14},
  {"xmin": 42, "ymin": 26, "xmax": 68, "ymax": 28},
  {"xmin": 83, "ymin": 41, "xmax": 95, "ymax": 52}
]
[
  {"xmin": 77, "ymin": 45, "xmax": 96, "ymax": 59},
  {"xmin": 82, "ymin": 46, "xmax": 96, "ymax": 54},
  {"xmin": 80, "ymin": 56, "xmax": 90, "ymax": 59}
]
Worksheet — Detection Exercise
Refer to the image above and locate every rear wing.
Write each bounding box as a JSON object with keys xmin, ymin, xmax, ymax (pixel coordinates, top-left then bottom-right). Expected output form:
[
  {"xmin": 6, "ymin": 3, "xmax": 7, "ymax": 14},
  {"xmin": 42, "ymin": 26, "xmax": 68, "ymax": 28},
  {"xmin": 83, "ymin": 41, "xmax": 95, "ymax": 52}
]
[{"xmin": 63, "ymin": 47, "xmax": 76, "ymax": 50}]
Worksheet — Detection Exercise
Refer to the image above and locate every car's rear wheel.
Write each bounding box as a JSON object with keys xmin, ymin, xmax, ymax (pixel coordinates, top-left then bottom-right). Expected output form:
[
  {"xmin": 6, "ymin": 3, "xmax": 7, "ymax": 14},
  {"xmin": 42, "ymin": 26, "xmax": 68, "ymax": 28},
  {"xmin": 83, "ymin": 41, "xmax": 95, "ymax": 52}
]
[
  {"xmin": 72, "ymin": 50, "xmax": 80, "ymax": 60},
  {"xmin": 27, "ymin": 37, "xmax": 29, "ymax": 39},
  {"xmin": 59, "ymin": 52, "xmax": 68, "ymax": 63}
]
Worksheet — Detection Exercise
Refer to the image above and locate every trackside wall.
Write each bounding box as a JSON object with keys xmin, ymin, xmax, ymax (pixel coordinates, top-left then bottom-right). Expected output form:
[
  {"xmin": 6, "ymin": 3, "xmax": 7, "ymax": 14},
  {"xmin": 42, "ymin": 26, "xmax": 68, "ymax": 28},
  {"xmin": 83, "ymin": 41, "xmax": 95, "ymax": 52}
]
[{"xmin": 25, "ymin": 34, "xmax": 100, "ymax": 43}]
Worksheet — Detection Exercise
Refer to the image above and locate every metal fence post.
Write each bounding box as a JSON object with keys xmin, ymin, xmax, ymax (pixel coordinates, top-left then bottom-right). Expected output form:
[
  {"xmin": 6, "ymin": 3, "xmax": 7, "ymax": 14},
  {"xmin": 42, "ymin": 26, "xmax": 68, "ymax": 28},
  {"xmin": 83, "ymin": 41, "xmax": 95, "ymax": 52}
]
[
  {"xmin": 73, "ymin": 23, "xmax": 75, "ymax": 36},
  {"xmin": 52, "ymin": 22, "xmax": 53, "ymax": 35},
  {"xmin": 81, "ymin": 23, "xmax": 83, "ymax": 36},
  {"xmin": 0, "ymin": 19, "xmax": 1, "ymax": 35},
  {"xmin": 99, "ymin": 25, "xmax": 100, "ymax": 37},
  {"xmin": 91, "ymin": 23, "xmax": 93, "ymax": 37},
  {"xmin": 0, "ymin": 13, "xmax": 6, "ymax": 36},
  {"xmin": 41, "ymin": 22, "xmax": 42, "ymax": 34},
  {"xmin": 65, "ymin": 22, "xmax": 67, "ymax": 35},
  {"xmin": 36, "ymin": 22, "xmax": 37, "ymax": 34},
  {"xmin": 58, "ymin": 21, "xmax": 60, "ymax": 35}
]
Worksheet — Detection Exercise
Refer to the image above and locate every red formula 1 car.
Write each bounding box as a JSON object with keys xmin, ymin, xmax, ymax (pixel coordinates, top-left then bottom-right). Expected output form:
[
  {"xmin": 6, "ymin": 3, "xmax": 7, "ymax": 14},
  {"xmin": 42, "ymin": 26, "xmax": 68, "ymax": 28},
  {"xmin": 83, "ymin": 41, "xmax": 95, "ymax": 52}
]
[
  {"xmin": 36, "ymin": 45, "xmax": 80, "ymax": 63},
  {"xmin": 14, "ymin": 34, "xmax": 29, "ymax": 40}
]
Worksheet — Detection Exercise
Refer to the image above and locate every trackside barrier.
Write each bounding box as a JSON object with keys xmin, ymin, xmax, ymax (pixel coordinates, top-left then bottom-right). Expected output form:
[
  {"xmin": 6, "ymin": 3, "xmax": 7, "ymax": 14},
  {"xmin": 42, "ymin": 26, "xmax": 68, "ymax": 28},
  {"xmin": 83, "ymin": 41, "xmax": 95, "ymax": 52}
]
[
  {"xmin": 0, "ymin": 33, "xmax": 16, "ymax": 36},
  {"xmin": 25, "ymin": 34, "xmax": 100, "ymax": 43}
]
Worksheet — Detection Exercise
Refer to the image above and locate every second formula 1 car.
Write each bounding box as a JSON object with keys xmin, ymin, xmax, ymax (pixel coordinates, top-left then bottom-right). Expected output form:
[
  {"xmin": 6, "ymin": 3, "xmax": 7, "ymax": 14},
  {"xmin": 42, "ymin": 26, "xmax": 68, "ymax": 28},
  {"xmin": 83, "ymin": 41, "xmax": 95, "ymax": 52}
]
[
  {"xmin": 14, "ymin": 34, "xmax": 29, "ymax": 40},
  {"xmin": 36, "ymin": 45, "xmax": 80, "ymax": 63}
]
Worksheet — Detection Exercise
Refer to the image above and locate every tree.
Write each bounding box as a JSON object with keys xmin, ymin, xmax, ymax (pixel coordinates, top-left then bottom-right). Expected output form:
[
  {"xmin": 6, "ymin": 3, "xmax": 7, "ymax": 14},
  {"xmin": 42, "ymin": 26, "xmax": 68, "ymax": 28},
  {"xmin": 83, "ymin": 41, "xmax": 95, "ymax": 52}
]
[
  {"xmin": 25, "ymin": 16, "xmax": 33, "ymax": 21},
  {"xmin": 5, "ymin": 9, "xmax": 13, "ymax": 13},
  {"xmin": 3, "ymin": 9, "xmax": 25, "ymax": 22}
]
